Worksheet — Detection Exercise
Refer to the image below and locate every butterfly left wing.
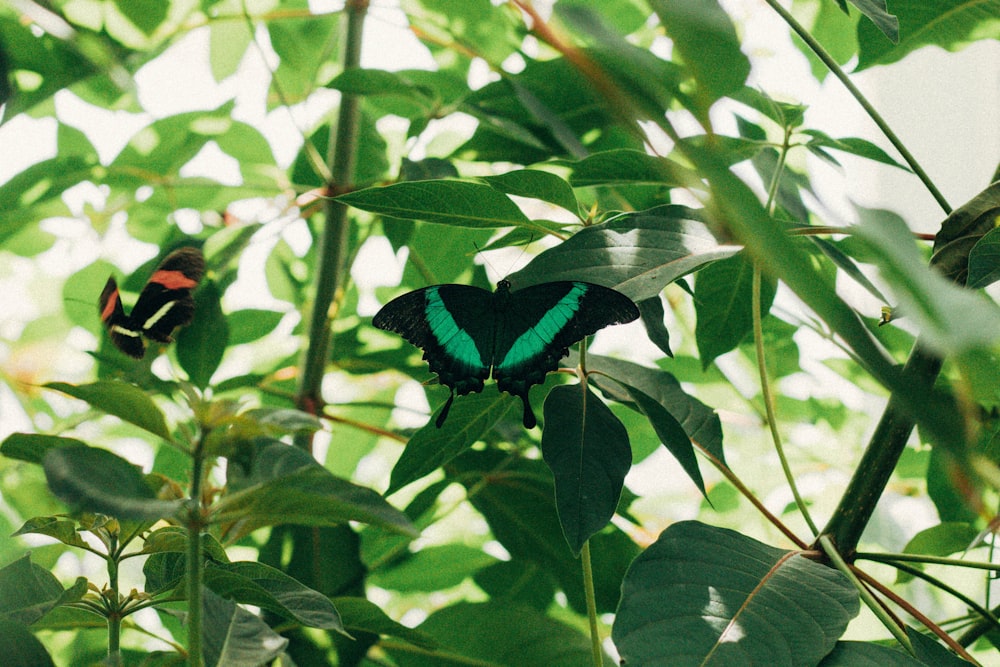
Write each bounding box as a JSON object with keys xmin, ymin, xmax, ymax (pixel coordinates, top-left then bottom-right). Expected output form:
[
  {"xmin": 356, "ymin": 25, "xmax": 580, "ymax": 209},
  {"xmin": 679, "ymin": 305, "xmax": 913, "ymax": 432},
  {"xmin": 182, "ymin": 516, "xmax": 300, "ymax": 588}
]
[
  {"xmin": 99, "ymin": 277, "xmax": 146, "ymax": 358},
  {"xmin": 373, "ymin": 284, "xmax": 496, "ymax": 426},
  {"xmin": 493, "ymin": 281, "xmax": 639, "ymax": 428}
]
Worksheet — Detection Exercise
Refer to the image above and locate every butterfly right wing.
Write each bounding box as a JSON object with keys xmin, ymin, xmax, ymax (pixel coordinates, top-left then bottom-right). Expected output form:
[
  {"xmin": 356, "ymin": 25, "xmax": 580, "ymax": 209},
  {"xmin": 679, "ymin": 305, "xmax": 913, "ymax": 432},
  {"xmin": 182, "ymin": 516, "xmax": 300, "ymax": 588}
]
[{"xmin": 373, "ymin": 284, "xmax": 495, "ymax": 398}]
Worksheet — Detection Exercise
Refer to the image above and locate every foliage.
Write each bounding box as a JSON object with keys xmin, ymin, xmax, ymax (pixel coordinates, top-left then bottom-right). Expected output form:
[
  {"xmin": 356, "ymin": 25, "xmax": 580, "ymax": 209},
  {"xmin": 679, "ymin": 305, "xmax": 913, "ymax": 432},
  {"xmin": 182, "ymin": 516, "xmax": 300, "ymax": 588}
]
[{"xmin": 1, "ymin": 0, "xmax": 999, "ymax": 665}]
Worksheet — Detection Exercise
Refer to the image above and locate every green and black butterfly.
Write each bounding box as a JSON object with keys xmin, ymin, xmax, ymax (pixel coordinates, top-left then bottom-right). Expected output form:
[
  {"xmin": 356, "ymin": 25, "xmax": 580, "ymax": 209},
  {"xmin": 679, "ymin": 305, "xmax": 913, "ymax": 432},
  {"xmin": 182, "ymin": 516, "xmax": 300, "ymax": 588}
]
[{"xmin": 373, "ymin": 279, "xmax": 639, "ymax": 429}]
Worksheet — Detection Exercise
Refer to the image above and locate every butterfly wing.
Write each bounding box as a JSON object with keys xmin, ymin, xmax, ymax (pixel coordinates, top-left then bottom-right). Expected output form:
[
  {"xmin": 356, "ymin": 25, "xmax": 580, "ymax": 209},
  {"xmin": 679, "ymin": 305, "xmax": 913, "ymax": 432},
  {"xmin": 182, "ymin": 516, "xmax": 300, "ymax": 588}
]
[
  {"xmin": 492, "ymin": 281, "xmax": 639, "ymax": 428},
  {"xmin": 99, "ymin": 277, "xmax": 146, "ymax": 358},
  {"xmin": 373, "ymin": 284, "xmax": 496, "ymax": 401},
  {"xmin": 128, "ymin": 247, "xmax": 205, "ymax": 343}
]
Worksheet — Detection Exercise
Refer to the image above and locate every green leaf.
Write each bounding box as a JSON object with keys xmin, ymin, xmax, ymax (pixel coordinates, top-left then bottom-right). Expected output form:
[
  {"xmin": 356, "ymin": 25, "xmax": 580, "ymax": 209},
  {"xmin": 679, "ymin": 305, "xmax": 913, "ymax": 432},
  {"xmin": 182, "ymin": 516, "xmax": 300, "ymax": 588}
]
[
  {"xmin": 176, "ymin": 279, "xmax": 228, "ymax": 389},
  {"xmin": 211, "ymin": 448, "xmax": 417, "ymax": 539},
  {"xmin": 204, "ymin": 561, "xmax": 345, "ymax": 633},
  {"xmin": 387, "ymin": 388, "xmax": 516, "ymax": 495},
  {"xmin": 44, "ymin": 381, "xmax": 172, "ymax": 442},
  {"xmin": 1, "ymin": 433, "xmax": 88, "ymax": 465},
  {"xmin": 391, "ymin": 601, "xmax": 611, "ymax": 667},
  {"xmin": 582, "ymin": 353, "xmax": 726, "ymax": 466},
  {"xmin": 201, "ymin": 587, "xmax": 288, "ymax": 667},
  {"xmin": 114, "ymin": 0, "xmax": 168, "ymax": 35},
  {"xmin": 621, "ymin": 383, "xmax": 706, "ymax": 497},
  {"xmin": 857, "ymin": 0, "xmax": 997, "ymax": 70},
  {"xmin": 695, "ymin": 251, "xmax": 778, "ymax": 368},
  {"xmin": 333, "ymin": 596, "xmax": 438, "ymax": 650},
  {"xmin": 448, "ymin": 450, "xmax": 637, "ymax": 614},
  {"xmin": 853, "ymin": 207, "xmax": 1000, "ymax": 356},
  {"xmin": 563, "ymin": 148, "xmax": 693, "ymax": 187},
  {"xmin": 0, "ymin": 554, "xmax": 87, "ymax": 626},
  {"xmin": 967, "ymin": 226, "xmax": 1000, "ymax": 289},
  {"xmin": 802, "ymin": 130, "xmax": 911, "ymax": 171},
  {"xmin": 849, "ymin": 0, "xmax": 900, "ymax": 42},
  {"xmin": 819, "ymin": 640, "xmax": 928, "ymax": 665},
  {"xmin": 613, "ymin": 521, "xmax": 860, "ymax": 665},
  {"xmin": 894, "ymin": 522, "xmax": 980, "ymax": 583},
  {"xmin": 510, "ymin": 205, "xmax": 738, "ymax": 301},
  {"xmin": 337, "ymin": 180, "xmax": 531, "ymax": 228},
  {"xmin": 13, "ymin": 517, "xmax": 90, "ymax": 550},
  {"xmin": 637, "ymin": 296, "xmax": 673, "ymax": 357},
  {"xmin": 226, "ymin": 309, "xmax": 285, "ymax": 345},
  {"xmin": 43, "ymin": 446, "xmax": 183, "ymax": 520},
  {"xmin": 369, "ymin": 544, "xmax": 498, "ymax": 592},
  {"xmin": 482, "ymin": 170, "xmax": 580, "ymax": 215},
  {"xmin": 541, "ymin": 384, "xmax": 631, "ymax": 555},
  {"xmin": 266, "ymin": 12, "xmax": 340, "ymax": 106},
  {"xmin": 0, "ymin": 616, "xmax": 56, "ymax": 667},
  {"xmin": 648, "ymin": 0, "xmax": 750, "ymax": 105}
]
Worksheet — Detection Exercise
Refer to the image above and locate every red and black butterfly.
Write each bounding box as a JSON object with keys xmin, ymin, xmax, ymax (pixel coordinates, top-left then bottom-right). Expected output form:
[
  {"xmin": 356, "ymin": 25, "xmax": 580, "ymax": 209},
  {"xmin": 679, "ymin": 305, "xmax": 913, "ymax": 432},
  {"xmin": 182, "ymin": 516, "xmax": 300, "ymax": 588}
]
[{"xmin": 98, "ymin": 247, "xmax": 206, "ymax": 358}]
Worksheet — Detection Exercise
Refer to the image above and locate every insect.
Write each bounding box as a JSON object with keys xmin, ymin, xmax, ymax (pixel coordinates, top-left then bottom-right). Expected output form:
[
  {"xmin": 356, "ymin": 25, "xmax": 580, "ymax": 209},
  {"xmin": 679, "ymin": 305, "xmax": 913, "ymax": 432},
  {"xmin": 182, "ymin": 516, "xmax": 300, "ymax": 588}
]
[
  {"xmin": 373, "ymin": 279, "xmax": 639, "ymax": 428},
  {"xmin": 98, "ymin": 247, "xmax": 205, "ymax": 358}
]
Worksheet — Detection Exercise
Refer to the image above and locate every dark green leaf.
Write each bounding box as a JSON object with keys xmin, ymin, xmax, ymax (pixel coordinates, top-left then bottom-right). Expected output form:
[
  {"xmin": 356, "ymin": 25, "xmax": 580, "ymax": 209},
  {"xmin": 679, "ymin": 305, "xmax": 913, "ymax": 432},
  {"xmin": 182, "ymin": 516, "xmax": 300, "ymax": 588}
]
[
  {"xmin": 621, "ymin": 383, "xmax": 706, "ymax": 497},
  {"xmin": 857, "ymin": 0, "xmax": 993, "ymax": 70},
  {"xmin": 819, "ymin": 640, "xmax": 928, "ymax": 666},
  {"xmin": 583, "ymin": 353, "xmax": 726, "ymax": 466},
  {"xmin": 390, "ymin": 601, "xmax": 611, "ymax": 667},
  {"xmin": 176, "ymin": 279, "xmax": 228, "ymax": 389},
  {"xmin": 541, "ymin": 384, "xmax": 631, "ymax": 554},
  {"xmin": 211, "ymin": 460, "xmax": 417, "ymax": 539},
  {"xmin": 695, "ymin": 251, "xmax": 777, "ymax": 368},
  {"xmin": 387, "ymin": 388, "xmax": 516, "ymax": 495},
  {"xmin": 1, "ymin": 433, "xmax": 87, "ymax": 465},
  {"xmin": 204, "ymin": 561, "xmax": 345, "ymax": 633},
  {"xmin": 510, "ymin": 205, "xmax": 737, "ymax": 301},
  {"xmin": 43, "ymin": 446, "xmax": 183, "ymax": 520},
  {"xmin": 482, "ymin": 170, "xmax": 580, "ymax": 215},
  {"xmin": 968, "ymin": 226, "xmax": 1000, "ymax": 289},
  {"xmin": 894, "ymin": 522, "xmax": 979, "ymax": 583},
  {"xmin": 13, "ymin": 517, "xmax": 89, "ymax": 550},
  {"xmin": 0, "ymin": 554, "xmax": 86, "ymax": 626},
  {"xmin": 849, "ymin": 0, "xmax": 899, "ymax": 43},
  {"xmin": 637, "ymin": 296, "xmax": 672, "ymax": 357},
  {"xmin": 613, "ymin": 521, "xmax": 859, "ymax": 666},
  {"xmin": 0, "ymin": 616, "xmax": 56, "ymax": 667},
  {"xmin": 338, "ymin": 180, "xmax": 532, "ymax": 228},
  {"xmin": 334, "ymin": 596, "xmax": 438, "ymax": 650},
  {"xmin": 44, "ymin": 381, "xmax": 172, "ymax": 442},
  {"xmin": 201, "ymin": 587, "xmax": 288, "ymax": 667},
  {"xmin": 564, "ymin": 148, "xmax": 693, "ymax": 187},
  {"xmin": 648, "ymin": 0, "xmax": 750, "ymax": 105}
]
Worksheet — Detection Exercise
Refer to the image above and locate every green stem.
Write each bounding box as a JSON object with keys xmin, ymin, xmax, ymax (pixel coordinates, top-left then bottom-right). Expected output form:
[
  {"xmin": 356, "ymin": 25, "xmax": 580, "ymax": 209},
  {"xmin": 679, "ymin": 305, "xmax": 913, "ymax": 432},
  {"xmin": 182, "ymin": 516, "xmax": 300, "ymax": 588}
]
[
  {"xmin": 295, "ymin": 0, "xmax": 368, "ymax": 432},
  {"xmin": 107, "ymin": 532, "xmax": 121, "ymax": 666},
  {"xmin": 763, "ymin": 0, "xmax": 951, "ymax": 215},
  {"xmin": 819, "ymin": 343, "xmax": 942, "ymax": 556},
  {"xmin": 819, "ymin": 536, "xmax": 914, "ymax": 655},
  {"xmin": 187, "ymin": 441, "xmax": 206, "ymax": 667},
  {"xmin": 580, "ymin": 541, "xmax": 604, "ymax": 667},
  {"xmin": 753, "ymin": 268, "xmax": 818, "ymax": 536}
]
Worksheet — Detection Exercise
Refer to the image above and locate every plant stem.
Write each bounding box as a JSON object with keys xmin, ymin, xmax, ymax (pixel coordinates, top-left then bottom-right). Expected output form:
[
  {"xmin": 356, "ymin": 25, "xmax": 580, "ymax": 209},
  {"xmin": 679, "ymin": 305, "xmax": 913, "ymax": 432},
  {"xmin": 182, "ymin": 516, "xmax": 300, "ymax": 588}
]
[
  {"xmin": 187, "ymin": 440, "xmax": 206, "ymax": 667},
  {"xmin": 819, "ymin": 536, "xmax": 914, "ymax": 655},
  {"xmin": 763, "ymin": 0, "xmax": 951, "ymax": 215},
  {"xmin": 107, "ymin": 532, "xmax": 121, "ymax": 666},
  {"xmin": 295, "ymin": 0, "xmax": 368, "ymax": 433},
  {"xmin": 580, "ymin": 541, "xmax": 604, "ymax": 667},
  {"xmin": 819, "ymin": 343, "xmax": 942, "ymax": 556}
]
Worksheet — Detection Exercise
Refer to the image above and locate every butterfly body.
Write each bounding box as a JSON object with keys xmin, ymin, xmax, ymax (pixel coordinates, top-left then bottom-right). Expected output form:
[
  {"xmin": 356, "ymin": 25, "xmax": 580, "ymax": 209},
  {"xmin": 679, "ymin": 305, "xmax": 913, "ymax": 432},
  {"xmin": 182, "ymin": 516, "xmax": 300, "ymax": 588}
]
[
  {"xmin": 373, "ymin": 279, "xmax": 639, "ymax": 428},
  {"xmin": 99, "ymin": 247, "xmax": 205, "ymax": 358}
]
